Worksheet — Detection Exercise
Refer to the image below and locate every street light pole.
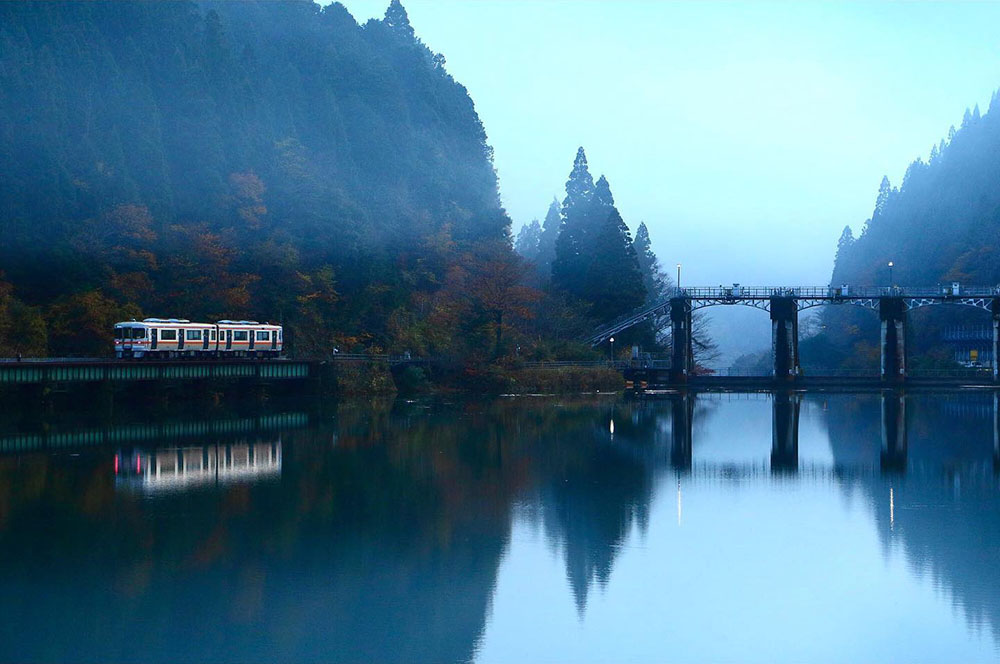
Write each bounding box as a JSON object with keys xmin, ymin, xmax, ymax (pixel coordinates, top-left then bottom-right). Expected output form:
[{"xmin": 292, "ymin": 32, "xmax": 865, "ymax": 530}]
[
  {"xmin": 888, "ymin": 261, "xmax": 894, "ymax": 288},
  {"xmin": 676, "ymin": 263, "xmax": 682, "ymax": 290},
  {"xmin": 609, "ymin": 337, "xmax": 615, "ymax": 363}
]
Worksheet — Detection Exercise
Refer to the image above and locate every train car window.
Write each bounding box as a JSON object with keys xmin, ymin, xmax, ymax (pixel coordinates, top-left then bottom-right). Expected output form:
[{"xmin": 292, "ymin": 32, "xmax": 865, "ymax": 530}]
[
  {"xmin": 114, "ymin": 328, "xmax": 123, "ymax": 340},
  {"xmin": 211, "ymin": 330, "xmax": 217, "ymax": 341},
  {"xmin": 256, "ymin": 331, "xmax": 269, "ymax": 341},
  {"xmin": 161, "ymin": 329, "xmax": 177, "ymax": 341},
  {"xmin": 134, "ymin": 328, "xmax": 146, "ymax": 340},
  {"xmin": 185, "ymin": 329, "xmax": 202, "ymax": 341},
  {"xmin": 234, "ymin": 330, "xmax": 249, "ymax": 341}
]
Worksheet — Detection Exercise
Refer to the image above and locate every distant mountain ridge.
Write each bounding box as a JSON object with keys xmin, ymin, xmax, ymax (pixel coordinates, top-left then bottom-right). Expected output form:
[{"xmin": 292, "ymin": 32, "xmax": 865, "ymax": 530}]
[
  {"xmin": 832, "ymin": 92, "xmax": 1000, "ymax": 289},
  {"xmin": 809, "ymin": 91, "xmax": 1000, "ymax": 371}
]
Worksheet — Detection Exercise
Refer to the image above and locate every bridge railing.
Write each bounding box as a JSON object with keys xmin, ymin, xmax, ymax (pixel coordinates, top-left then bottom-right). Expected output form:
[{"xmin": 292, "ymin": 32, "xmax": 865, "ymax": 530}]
[
  {"xmin": 674, "ymin": 285, "xmax": 1000, "ymax": 299},
  {"xmin": 714, "ymin": 367, "xmax": 995, "ymax": 379}
]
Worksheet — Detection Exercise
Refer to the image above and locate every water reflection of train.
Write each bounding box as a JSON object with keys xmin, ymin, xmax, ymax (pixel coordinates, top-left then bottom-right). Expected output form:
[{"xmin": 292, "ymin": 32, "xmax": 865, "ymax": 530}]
[{"xmin": 114, "ymin": 440, "xmax": 282, "ymax": 493}]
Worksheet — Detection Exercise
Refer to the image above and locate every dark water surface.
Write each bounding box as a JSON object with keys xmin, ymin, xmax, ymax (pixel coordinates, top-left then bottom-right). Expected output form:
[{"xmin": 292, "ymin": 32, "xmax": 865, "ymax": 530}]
[{"xmin": 1, "ymin": 392, "xmax": 999, "ymax": 663}]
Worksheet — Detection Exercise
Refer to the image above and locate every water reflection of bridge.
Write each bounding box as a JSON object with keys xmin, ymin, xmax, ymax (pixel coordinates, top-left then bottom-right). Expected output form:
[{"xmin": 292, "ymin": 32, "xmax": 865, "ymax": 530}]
[
  {"xmin": 0, "ymin": 412, "xmax": 307, "ymax": 453},
  {"xmin": 662, "ymin": 392, "xmax": 1000, "ymax": 475},
  {"xmin": 0, "ymin": 396, "xmax": 998, "ymax": 661}
]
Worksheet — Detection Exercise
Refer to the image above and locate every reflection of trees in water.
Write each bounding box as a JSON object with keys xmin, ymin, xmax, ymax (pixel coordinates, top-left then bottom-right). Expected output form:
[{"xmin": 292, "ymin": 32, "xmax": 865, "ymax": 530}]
[
  {"xmin": 823, "ymin": 392, "xmax": 1000, "ymax": 644},
  {"xmin": 0, "ymin": 397, "xmax": 672, "ymax": 662},
  {"xmin": 22, "ymin": 393, "xmax": 1000, "ymax": 659},
  {"xmin": 522, "ymin": 400, "xmax": 672, "ymax": 614},
  {"xmin": 0, "ymin": 397, "xmax": 681, "ymax": 660},
  {"xmin": 0, "ymin": 404, "xmax": 516, "ymax": 663}
]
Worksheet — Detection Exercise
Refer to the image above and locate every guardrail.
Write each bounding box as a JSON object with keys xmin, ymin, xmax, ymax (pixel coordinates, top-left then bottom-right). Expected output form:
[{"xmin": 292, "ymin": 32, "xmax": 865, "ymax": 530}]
[
  {"xmin": 672, "ymin": 285, "xmax": 1000, "ymax": 299},
  {"xmin": 713, "ymin": 367, "xmax": 995, "ymax": 379},
  {"xmin": 329, "ymin": 353, "xmax": 436, "ymax": 365},
  {"xmin": 0, "ymin": 359, "xmax": 313, "ymax": 385}
]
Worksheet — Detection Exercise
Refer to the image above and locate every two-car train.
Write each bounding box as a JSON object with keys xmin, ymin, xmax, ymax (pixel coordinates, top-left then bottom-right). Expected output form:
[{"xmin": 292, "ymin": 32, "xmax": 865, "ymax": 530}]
[{"xmin": 114, "ymin": 318, "xmax": 283, "ymax": 359}]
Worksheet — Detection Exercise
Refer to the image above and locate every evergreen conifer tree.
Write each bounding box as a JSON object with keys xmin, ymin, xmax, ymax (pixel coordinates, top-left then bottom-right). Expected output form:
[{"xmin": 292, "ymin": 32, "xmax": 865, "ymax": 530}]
[
  {"xmin": 552, "ymin": 147, "xmax": 595, "ymax": 293},
  {"xmin": 585, "ymin": 208, "xmax": 646, "ymax": 320},
  {"xmin": 536, "ymin": 198, "xmax": 561, "ymax": 277},
  {"xmin": 384, "ymin": 0, "xmax": 415, "ymax": 39},
  {"xmin": 514, "ymin": 219, "xmax": 542, "ymax": 261},
  {"xmin": 834, "ymin": 225, "xmax": 854, "ymax": 265},
  {"xmin": 633, "ymin": 222, "xmax": 669, "ymax": 301}
]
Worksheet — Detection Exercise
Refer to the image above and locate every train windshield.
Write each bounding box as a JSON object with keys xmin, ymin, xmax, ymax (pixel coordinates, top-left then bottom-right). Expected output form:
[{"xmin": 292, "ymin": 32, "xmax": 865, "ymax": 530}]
[{"xmin": 116, "ymin": 327, "xmax": 145, "ymax": 340}]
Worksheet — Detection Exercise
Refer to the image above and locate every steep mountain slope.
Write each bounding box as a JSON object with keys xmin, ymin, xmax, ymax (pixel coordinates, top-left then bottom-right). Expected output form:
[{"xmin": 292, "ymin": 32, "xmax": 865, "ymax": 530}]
[{"xmin": 0, "ymin": 1, "xmax": 510, "ymax": 355}]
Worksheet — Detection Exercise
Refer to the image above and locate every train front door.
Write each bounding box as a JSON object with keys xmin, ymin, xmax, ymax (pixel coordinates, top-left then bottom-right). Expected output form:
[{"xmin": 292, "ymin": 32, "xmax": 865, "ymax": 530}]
[
  {"xmin": 271, "ymin": 332, "xmax": 277, "ymax": 351},
  {"xmin": 226, "ymin": 330, "xmax": 232, "ymax": 350},
  {"xmin": 203, "ymin": 331, "xmax": 209, "ymax": 350}
]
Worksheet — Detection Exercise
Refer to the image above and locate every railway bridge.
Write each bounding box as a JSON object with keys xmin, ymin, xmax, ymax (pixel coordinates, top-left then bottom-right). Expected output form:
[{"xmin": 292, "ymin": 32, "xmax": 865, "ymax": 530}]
[{"xmin": 590, "ymin": 285, "xmax": 1000, "ymax": 383}]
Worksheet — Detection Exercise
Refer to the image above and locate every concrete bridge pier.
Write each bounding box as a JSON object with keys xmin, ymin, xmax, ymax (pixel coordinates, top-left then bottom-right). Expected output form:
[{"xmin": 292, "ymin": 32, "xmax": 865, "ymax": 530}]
[
  {"xmin": 879, "ymin": 297, "xmax": 906, "ymax": 383},
  {"xmin": 770, "ymin": 297, "xmax": 799, "ymax": 380},
  {"xmin": 670, "ymin": 395, "xmax": 693, "ymax": 472},
  {"xmin": 669, "ymin": 298, "xmax": 694, "ymax": 383},
  {"xmin": 771, "ymin": 391, "xmax": 800, "ymax": 473},
  {"xmin": 992, "ymin": 298, "xmax": 1000, "ymax": 381},
  {"xmin": 880, "ymin": 393, "xmax": 907, "ymax": 473},
  {"xmin": 994, "ymin": 393, "xmax": 1000, "ymax": 472}
]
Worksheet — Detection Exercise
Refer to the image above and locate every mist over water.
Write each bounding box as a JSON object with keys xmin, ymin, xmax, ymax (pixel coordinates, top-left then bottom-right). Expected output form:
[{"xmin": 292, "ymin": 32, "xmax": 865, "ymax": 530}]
[{"xmin": 1, "ymin": 393, "xmax": 998, "ymax": 662}]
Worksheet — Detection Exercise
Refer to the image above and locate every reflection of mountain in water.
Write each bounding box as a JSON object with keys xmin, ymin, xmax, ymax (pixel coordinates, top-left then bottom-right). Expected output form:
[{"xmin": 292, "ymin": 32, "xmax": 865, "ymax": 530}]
[
  {"xmin": 3, "ymin": 394, "xmax": 998, "ymax": 660},
  {"xmin": 825, "ymin": 392, "xmax": 1000, "ymax": 643}
]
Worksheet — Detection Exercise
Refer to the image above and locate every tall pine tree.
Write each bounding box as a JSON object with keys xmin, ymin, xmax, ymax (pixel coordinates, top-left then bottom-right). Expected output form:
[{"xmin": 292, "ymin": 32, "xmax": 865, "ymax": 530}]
[
  {"xmin": 551, "ymin": 147, "xmax": 645, "ymax": 320},
  {"xmin": 384, "ymin": 0, "xmax": 415, "ymax": 39},
  {"xmin": 536, "ymin": 198, "xmax": 561, "ymax": 278},
  {"xmin": 551, "ymin": 147, "xmax": 595, "ymax": 293},
  {"xmin": 514, "ymin": 219, "xmax": 542, "ymax": 261},
  {"xmin": 633, "ymin": 221, "xmax": 669, "ymax": 302},
  {"xmin": 585, "ymin": 206, "xmax": 646, "ymax": 320}
]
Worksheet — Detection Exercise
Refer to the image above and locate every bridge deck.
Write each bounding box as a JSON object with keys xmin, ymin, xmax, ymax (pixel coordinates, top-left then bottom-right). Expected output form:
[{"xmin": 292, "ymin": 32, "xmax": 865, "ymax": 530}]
[{"xmin": 590, "ymin": 284, "xmax": 1000, "ymax": 344}]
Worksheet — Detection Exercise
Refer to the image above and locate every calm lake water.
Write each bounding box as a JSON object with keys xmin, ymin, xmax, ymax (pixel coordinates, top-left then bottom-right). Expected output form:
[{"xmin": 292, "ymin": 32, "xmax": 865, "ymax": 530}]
[{"xmin": 1, "ymin": 391, "xmax": 999, "ymax": 663}]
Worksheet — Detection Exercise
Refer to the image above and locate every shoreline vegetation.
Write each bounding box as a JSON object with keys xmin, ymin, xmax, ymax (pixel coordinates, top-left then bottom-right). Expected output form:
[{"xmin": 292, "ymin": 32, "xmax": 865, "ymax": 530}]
[{"xmin": 335, "ymin": 362, "xmax": 625, "ymax": 397}]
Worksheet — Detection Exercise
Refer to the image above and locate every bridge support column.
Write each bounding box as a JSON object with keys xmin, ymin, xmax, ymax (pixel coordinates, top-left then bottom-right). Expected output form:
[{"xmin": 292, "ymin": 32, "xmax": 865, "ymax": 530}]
[
  {"xmin": 992, "ymin": 298, "xmax": 1000, "ymax": 381},
  {"xmin": 770, "ymin": 297, "xmax": 799, "ymax": 380},
  {"xmin": 879, "ymin": 297, "xmax": 906, "ymax": 383},
  {"xmin": 881, "ymin": 392, "xmax": 907, "ymax": 473},
  {"xmin": 670, "ymin": 298, "xmax": 693, "ymax": 383},
  {"xmin": 994, "ymin": 393, "xmax": 999, "ymax": 473},
  {"xmin": 771, "ymin": 391, "xmax": 800, "ymax": 473},
  {"xmin": 671, "ymin": 395, "xmax": 693, "ymax": 472}
]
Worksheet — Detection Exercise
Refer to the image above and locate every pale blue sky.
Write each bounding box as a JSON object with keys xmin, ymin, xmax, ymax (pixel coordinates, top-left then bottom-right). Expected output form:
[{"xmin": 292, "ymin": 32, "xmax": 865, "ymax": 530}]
[{"xmin": 337, "ymin": 0, "xmax": 1000, "ymax": 286}]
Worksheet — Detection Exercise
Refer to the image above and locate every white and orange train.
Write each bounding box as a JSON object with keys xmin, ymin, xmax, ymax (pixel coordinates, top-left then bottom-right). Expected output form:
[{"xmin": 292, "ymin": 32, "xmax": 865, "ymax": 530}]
[{"xmin": 113, "ymin": 318, "xmax": 283, "ymax": 359}]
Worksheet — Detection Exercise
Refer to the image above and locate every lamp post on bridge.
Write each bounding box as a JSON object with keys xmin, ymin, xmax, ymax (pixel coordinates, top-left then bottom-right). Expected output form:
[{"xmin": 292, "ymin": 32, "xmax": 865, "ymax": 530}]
[
  {"xmin": 888, "ymin": 261, "xmax": 894, "ymax": 289},
  {"xmin": 609, "ymin": 337, "xmax": 615, "ymax": 363},
  {"xmin": 676, "ymin": 263, "xmax": 682, "ymax": 290}
]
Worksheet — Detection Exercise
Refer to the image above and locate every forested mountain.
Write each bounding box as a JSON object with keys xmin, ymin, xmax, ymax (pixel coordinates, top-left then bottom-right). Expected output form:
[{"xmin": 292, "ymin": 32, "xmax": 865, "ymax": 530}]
[
  {"xmin": 0, "ymin": 0, "xmax": 513, "ymax": 357},
  {"xmin": 812, "ymin": 90, "xmax": 1000, "ymax": 371},
  {"xmin": 832, "ymin": 94, "xmax": 1000, "ymax": 289}
]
